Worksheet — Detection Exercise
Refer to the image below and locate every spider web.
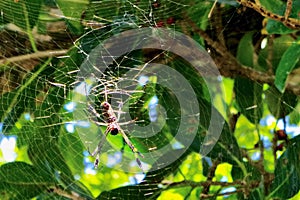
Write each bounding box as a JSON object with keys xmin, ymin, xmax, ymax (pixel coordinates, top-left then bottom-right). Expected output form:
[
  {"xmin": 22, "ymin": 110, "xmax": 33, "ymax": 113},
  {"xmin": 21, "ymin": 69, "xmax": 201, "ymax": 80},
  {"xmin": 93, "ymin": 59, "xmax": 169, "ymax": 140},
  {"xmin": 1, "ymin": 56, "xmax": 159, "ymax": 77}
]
[{"xmin": 0, "ymin": 0, "xmax": 300, "ymax": 199}]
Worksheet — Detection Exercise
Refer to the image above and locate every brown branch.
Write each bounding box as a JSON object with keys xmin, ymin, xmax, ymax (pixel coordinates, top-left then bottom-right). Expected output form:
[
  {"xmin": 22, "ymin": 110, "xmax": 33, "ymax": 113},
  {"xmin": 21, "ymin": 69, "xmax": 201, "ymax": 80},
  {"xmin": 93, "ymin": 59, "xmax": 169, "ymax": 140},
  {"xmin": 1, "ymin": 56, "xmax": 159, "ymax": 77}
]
[
  {"xmin": 284, "ymin": 0, "xmax": 293, "ymax": 20},
  {"xmin": 216, "ymin": 56, "xmax": 300, "ymax": 96},
  {"xmin": 0, "ymin": 49, "xmax": 68, "ymax": 66},
  {"xmin": 49, "ymin": 187, "xmax": 86, "ymax": 200},
  {"xmin": 201, "ymin": 160, "xmax": 219, "ymax": 195},
  {"xmin": 184, "ymin": 16, "xmax": 300, "ymax": 96},
  {"xmin": 200, "ymin": 189, "xmax": 244, "ymax": 199},
  {"xmin": 163, "ymin": 179, "xmax": 245, "ymax": 188},
  {"xmin": 162, "ymin": 179, "xmax": 260, "ymax": 198},
  {"xmin": 236, "ymin": 0, "xmax": 300, "ymax": 29}
]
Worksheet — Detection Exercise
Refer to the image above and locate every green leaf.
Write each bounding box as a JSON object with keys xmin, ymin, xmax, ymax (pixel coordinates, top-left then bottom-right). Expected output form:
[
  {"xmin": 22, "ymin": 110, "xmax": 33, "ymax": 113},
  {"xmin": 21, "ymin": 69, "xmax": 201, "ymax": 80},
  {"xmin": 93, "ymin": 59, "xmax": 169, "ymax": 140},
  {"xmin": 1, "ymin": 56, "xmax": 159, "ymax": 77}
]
[
  {"xmin": 59, "ymin": 130, "xmax": 84, "ymax": 175},
  {"xmin": 97, "ymin": 149, "xmax": 191, "ymax": 199},
  {"xmin": 28, "ymin": 140, "xmax": 74, "ymax": 180},
  {"xmin": 27, "ymin": 138, "xmax": 95, "ymax": 198},
  {"xmin": 266, "ymin": 19, "xmax": 296, "ymax": 35},
  {"xmin": 258, "ymin": 35, "xmax": 295, "ymax": 73},
  {"xmin": 187, "ymin": 0, "xmax": 212, "ymax": 32},
  {"xmin": 269, "ymin": 135, "xmax": 300, "ymax": 199},
  {"xmin": 275, "ymin": 38, "xmax": 300, "ymax": 92},
  {"xmin": 163, "ymin": 56, "xmax": 242, "ymax": 168},
  {"xmin": 234, "ymin": 33, "xmax": 263, "ymax": 124},
  {"xmin": 0, "ymin": 60, "xmax": 50, "ymax": 133},
  {"xmin": 232, "ymin": 162, "xmax": 261, "ymax": 181},
  {"xmin": 0, "ymin": 162, "xmax": 54, "ymax": 199},
  {"xmin": 265, "ymin": 86, "xmax": 298, "ymax": 118},
  {"xmin": 234, "ymin": 78, "xmax": 263, "ymax": 124},
  {"xmin": 55, "ymin": 0, "xmax": 89, "ymax": 34},
  {"xmin": 260, "ymin": 0, "xmax": 283, "ymax": 12},
  {"xmin": 236, "ymin": 32, "xmax": 255, "ymax": 66},
  {"xmin": 0, "ymin": 0, "xmax": 42, "ymax": 30},
  {"xmin": 161, "ymin": 53, "xmax": 242, "ymax": 166},
  {"xmin": 83, "ymin": 0, "xmax": 123, "ymax": 24},
  {"xmin": 0, "ymin": 91, "xmax": 25, "ymax": 133},
  {"xmin": 191, "ymin": 101, "xmax": 242, "ymax": 165},
  {"xmin": 263, "ymin": 0, "xmax": 300, "ymax": 34},
  {"xmin": 287, "ymin": 136, "xmax": 300, "ymax": 182}
]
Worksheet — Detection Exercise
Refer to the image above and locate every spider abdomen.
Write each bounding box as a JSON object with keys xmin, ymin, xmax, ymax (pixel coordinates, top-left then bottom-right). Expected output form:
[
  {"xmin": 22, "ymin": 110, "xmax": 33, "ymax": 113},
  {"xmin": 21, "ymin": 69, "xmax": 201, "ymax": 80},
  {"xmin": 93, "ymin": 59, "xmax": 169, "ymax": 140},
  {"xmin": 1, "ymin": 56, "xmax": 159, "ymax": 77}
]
[
  {"xmin": 109, "ymin": 123, "xmax": 119, "ymax": 135},
  {"xmin": 110, "ymin": 127, "xmax": 119, "ymax": 135}
]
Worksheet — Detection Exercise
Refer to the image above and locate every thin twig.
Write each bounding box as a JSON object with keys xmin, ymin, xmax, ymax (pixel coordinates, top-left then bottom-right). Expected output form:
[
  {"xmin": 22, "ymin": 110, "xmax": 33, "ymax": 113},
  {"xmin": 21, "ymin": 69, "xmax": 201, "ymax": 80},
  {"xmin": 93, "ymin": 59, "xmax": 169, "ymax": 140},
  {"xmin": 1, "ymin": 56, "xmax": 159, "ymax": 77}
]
[
  {"xmin": 0, "ymin": 49, "xmax": 68, "ymax": 66},
  {"xmin": 236, "ymin": 0, "xmax": 300, "ymax": 29},
  {"xmin": 22, "ymin": 1, "xmax": 38, "ymax": 52},
  {"xmin": 163, "ymin": 179, "xmax": 245, "ymax": 188},
  {"xmin": 50, "ymin": 187, "xmax": 86, "ymax": 200},
  {"xmin": 284, "ymin": 0, "xmax": 293, "ymax": 20},
  {"xmin": 201, "ymin": 160, "xmax": 219, "ymax": 195},
  {"xmin": 200, "ymin": 189, "xmax": 244, "ymax": 199},
  {"xmin": 161, "ymin": 179, "xmax": 260, "ymax": 198},
  {"xmin": 208, "ymin": 0, "xmax": 218, "ymax": 18}
]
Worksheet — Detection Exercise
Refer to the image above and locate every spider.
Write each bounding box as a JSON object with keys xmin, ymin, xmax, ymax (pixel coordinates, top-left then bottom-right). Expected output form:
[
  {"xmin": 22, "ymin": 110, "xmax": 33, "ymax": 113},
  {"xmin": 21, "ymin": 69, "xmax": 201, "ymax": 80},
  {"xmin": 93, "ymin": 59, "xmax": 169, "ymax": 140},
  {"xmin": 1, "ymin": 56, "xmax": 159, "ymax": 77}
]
[{"xmin": 88, "ymin": 87, "xmax": 144, "ymax": 171}]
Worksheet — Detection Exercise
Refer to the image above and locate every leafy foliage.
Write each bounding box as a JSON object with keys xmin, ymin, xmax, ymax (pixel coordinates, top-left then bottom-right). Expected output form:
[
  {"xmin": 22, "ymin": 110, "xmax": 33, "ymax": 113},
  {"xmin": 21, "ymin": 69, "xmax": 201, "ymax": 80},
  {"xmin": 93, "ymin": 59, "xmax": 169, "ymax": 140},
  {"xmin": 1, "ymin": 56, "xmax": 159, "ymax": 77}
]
[
  {"xmin": 270, "ymin": 135, "xmax": 300, "ymax": 199},
  {"xmin": 0, "ymin": 0, "xmax": 300, "ymax": 199}
]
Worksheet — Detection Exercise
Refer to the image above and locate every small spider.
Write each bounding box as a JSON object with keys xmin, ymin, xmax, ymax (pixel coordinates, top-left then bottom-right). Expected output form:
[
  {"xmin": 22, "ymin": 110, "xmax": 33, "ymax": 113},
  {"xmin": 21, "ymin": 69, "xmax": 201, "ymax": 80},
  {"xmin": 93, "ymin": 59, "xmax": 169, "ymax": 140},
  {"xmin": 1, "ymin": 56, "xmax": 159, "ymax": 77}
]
[{"xmin": 88, "ymin": 87, "xmax": 144, "ymax": 171}]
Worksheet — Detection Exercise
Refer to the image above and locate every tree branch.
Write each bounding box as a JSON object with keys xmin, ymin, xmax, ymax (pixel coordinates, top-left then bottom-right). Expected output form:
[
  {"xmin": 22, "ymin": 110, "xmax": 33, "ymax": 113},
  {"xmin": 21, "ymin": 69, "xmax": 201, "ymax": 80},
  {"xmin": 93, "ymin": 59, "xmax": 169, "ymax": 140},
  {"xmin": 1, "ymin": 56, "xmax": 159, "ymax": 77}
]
[
  {"xmin": 162, "ymin": 179, "xmax": 245, "ymax": 188},
  {"xmin": 49, "ymin": 187, "xmax": 86, "ymax": 200},
  {"xmin": 236, "ymin": 0, "xmax": 300, "ymax": 29},
  {"xmin": 161, "ymin": 179, "xmax": 260, "ymax": 198},
  {"xmin": 0, "ymin": 49, "xmax": 68, "ymax": 66},
  {"xmin": 184, "ymin": 16, "xmax": 300, "ymax": 96}
]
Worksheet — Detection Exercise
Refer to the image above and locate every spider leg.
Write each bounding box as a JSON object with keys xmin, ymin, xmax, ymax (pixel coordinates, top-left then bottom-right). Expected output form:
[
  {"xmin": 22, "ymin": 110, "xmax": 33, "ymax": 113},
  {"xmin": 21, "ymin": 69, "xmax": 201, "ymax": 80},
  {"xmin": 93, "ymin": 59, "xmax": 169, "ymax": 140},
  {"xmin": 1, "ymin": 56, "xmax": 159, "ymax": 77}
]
[
  {"xmin": 91, "ymin": 127, "xmax": 110, "ymax": 168},
  {"xmin": 118, "ymin": 128, "xmax": 144, "ymax": 171}
]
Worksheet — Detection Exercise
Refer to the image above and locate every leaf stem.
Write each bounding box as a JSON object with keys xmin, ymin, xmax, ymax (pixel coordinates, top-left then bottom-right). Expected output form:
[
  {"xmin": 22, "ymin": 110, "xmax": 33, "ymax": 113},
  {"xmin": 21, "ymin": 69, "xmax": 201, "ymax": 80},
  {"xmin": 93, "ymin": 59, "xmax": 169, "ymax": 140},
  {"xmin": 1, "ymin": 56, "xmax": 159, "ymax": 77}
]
[{"xmin": 22, "ymin": 2, "xmax": 38, "ymax": 52}]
